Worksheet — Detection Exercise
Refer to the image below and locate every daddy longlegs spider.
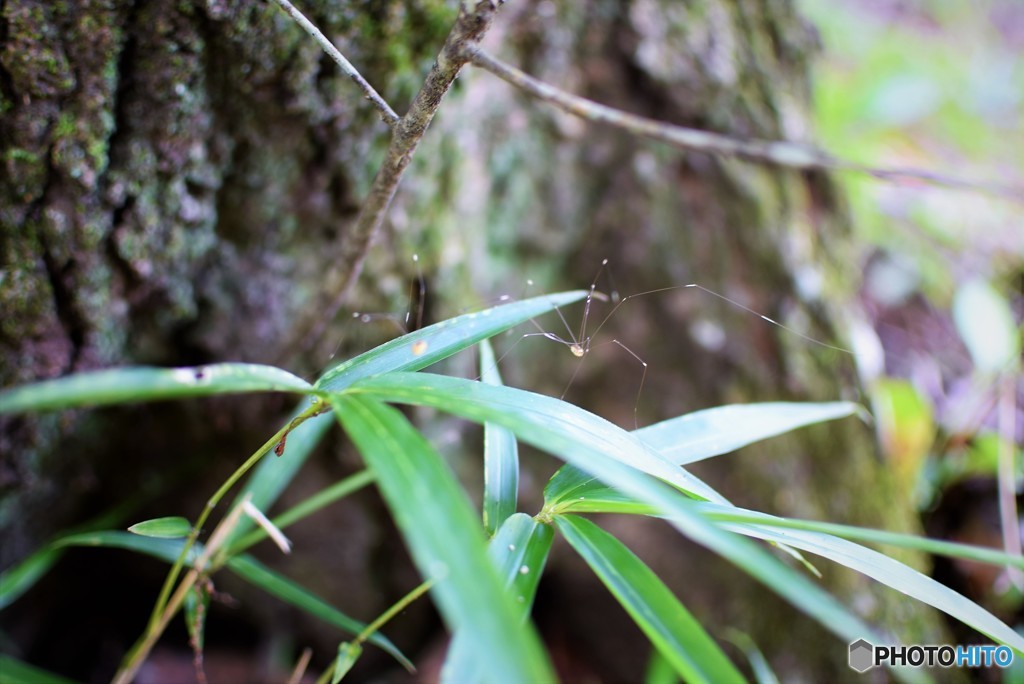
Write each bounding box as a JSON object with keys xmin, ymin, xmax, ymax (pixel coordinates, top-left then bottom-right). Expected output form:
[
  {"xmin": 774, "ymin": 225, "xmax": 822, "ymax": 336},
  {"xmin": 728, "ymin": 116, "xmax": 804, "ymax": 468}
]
[{"xmin": 513, "ymin": 259, "xmax": 853, "ymax": 430}]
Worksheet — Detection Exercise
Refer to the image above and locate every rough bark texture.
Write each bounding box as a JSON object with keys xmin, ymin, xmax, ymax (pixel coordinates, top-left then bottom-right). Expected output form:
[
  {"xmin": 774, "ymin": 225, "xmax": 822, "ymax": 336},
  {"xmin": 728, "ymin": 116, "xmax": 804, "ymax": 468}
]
[{"xmin": 2, "ymin": 0, "xmax": 946, "ymax": 680}]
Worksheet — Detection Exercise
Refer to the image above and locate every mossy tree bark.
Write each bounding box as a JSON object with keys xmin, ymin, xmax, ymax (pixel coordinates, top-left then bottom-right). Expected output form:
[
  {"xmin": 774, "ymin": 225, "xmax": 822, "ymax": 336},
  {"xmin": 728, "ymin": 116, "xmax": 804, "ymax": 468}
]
[{"xmin": 1, "ymin": 0, "xmax": 946, "ymax": 680}]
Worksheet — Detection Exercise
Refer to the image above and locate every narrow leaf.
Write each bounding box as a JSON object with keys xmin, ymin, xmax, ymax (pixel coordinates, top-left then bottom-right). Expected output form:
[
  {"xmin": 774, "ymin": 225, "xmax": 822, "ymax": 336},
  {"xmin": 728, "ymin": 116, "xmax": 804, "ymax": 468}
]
[
  {"xmin": 700, "ymin": 504, "xmax": 1024, "ymax": 654},
  {"xmin": 480, "ymin": 338, "xmax": 519, "ymax": 535},
  {"xmin": 330, "ymin": 395, "xmax": 554, "ymax": 683},
  {"xmin": 50, "ymin": 531, "xmax": 410, "ymax": 668},
  {"xmin": 315, "ymin": 290, "xmax": 587, "ymax": 392},
  {"xmin": 556, "ymin": 515, "xmax": 745, "ymax": 684},
  {"xmin": 225, "ymin": 555, "xmax": 411, "ymax": 670},
  {"xmin": 0, "ymin": 547, "xmax": 62, "ymax": 611},
  {"xmin": 635, "ymin": 402, "xmax": 859, "ymax": 466},
  {"xmin": 441, "ymin": 514, "xmax": 554, "ymax": 683},
  {"xmin": 348, "ymin": 373, "xmax": 886, "ymax": 652},
  {"xmin": 0, "ymin": 363, "xmax": 312, "ymax": 414},
  {"xmin": 544, "ymin": 464, "xmax": 657, "ymax": 516},
  {"xmin": 0, "ymin": 655, "xmax": 77, "ymax": 684},
  {"xmin": 128, "ymin": 516, "xmax": 193, "ymax": 539},
  {"xmin": 332, "ymin": 642, "xmax": 362, "ymax": 683},
  {"xmin": 350, "ymin": 373, "xmax": 727, "ymax": 503}
]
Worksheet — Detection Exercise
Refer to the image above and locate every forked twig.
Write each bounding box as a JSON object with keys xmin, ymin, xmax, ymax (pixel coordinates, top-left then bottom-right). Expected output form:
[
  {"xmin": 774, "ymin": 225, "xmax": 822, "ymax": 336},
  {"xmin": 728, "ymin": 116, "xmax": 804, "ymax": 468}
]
[{"xmin": 466, "ymin": 47, "xmax": 1024, "ymax": 202}]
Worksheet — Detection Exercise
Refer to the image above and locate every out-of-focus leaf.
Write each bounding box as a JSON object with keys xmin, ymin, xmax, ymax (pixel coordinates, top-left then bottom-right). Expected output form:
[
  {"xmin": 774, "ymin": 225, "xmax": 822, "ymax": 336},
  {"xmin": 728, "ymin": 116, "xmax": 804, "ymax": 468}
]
[
  {"xmin": 128, "ymin": 517, "xmax": 193, "ymax": 539},
  {"xmin": 0, "ymin": 546, "xmax": 62, "ymax": 612},
  {"xmin": 870, "ymin": 378, "xmax": 934, "ymax": 489},
  {"xmin": 332, "ymin": 642, "xmax": 362, "ymax": 683},
  {"xmin": 725, "ymin": 630, "xmax": 779, "ymax": 684},
  {"xmin": 331, "ymin": 395, "xmax": 554, "ymax": 683},
  {"xmin": 635, "ymin": 401, "xmax": 859, "ymax": 466},
  {"xmin": 49, "ymin": 531, "xmax": 409, "ymax": 668},
  {"xmin": 225, "ymin": 555, "xmax": 411, "ymax": 670},
  {"xmin": 0, "ymin": 655, "xmax": 78, "ymax": 684},
  {"xmin": 557, "ymin": 515, "xmax": 744, "ymax": 684},
  {"xmin": 480, "ymin": 338, "xmax": 519, "ymax": 535},
  {"xmin": 184, "ymin": 580, "xmax": 210, "ymax": 656},
  {"xmin": 0, "ymin": 364, "xmax": 312, "ymax": 414},
  {"xmin": 953, "ymin": 280, "xmax": 1021, "ymax": 374}
]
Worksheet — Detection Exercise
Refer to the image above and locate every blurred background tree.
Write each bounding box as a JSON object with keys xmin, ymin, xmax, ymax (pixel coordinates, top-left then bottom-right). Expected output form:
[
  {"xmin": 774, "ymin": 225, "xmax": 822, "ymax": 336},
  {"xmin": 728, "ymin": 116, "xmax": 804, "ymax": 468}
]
[{"xmin": 1, "ymin": 0, "xmax": 1019, "ymax": 680}]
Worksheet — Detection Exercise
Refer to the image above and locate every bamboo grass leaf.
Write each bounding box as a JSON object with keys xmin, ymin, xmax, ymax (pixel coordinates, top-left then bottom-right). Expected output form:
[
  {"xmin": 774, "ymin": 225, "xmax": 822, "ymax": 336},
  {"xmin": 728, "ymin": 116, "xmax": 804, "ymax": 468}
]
[
  {"xmin": 634, "ymin": 401, "xmax": 860, "ymax": 466},
  {"xmin": 700, "ymin": 505, "xmax": 1024, "ymax": 654},
  {"xmin": 556, "ymin": 515, "xmax": 745, "ymax": 684},
  {"xmin": 441, "ymin": 514, "xmax": 554, "ymax": 683},
  {"xmin": 228, "ymin": 294, "xmax": 585, "ymax": 543},
  {"xmin": 48, "ymin": 531, "xmax": 410, "ymax": 668},
  {"xmin": 315, "ymin": 290, "xmax": 587, "ymax": 392},
  {"xmin": 480, "ymin": 339, "xmax": 519, "ymax": 535},
  {"xmin": 0, "ymin": 548, "xmax": 62, "ymax": 612},
  {"xmin": 350, "ymin": 372, "xmax": 727, "ymax": 503},
  {"xmin": 128, "ymin": 517, "xmax": 193, "ymax": 539},
  {"xmin": 0, "ymin": 655, "xmax": 78, "ymax": 684},
  {"xmin": 224, "ymin": 555, "xmax": 411, "ymax": 670},
  {"xmin": 345, "ymin": 373, "xmax": 887, "ymax": 652},
  {"xmin": 0, "ymin": 364, "xmax": 313, "ymax": 414},
  {"xmin": 330, "ymin": 395, "xmax": 554, "ymax": 683}
]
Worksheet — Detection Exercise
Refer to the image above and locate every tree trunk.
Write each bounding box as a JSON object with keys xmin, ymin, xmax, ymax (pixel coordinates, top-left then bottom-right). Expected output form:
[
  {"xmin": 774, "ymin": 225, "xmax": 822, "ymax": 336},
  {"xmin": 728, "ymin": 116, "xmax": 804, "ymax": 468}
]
[{"xmin": 1, "ymin": 0, "xmax": 945, "ymax": 680}]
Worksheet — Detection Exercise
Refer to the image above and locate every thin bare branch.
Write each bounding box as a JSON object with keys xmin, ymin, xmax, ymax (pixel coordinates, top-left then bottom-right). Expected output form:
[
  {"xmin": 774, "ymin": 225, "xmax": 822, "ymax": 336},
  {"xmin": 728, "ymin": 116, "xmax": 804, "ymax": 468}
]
[
  {"xmin": 279, "ymin": 1, "xmax": 505, "ymax": 361},
  {"xmin": 467, "ymin": 48, "xmax": 1024, "ymax": 203},
  {"xmin": 268, "ymin": 0, "xmax": 400, "ymax": 126}
]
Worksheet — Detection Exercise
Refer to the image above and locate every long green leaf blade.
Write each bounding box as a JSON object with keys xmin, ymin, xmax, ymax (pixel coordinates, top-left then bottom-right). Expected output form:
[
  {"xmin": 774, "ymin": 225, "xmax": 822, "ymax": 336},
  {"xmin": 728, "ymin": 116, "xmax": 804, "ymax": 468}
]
[
  {"xmin": 227, "ymin": 294, "xmax": 586, "ymax": 542},
  {"xmin": 224, "ymin": 555, "xmax": 410, "ymax": 669},
  {"xmin": 315, "ymin": 290, "xmax": 587, "ymax": 392},
  {"xmin": 699, "ymin": 504, "xmax": 1024, "ymax": 653},
  {"xmin": 330, "ymin": 395, "xmax": 554, "ymax": 683},
  {"xmin": 698, "ymin": 507, "xmax": 1024, "ymax": 570},
  {"xmin": 347, "ymin": 374, "xmax": 886, "ymax": 651},
  {"xmin": 350, "ymin": 373, "xmax": 726, "ymax": 503},
  {"xmin": 0, "ymin": 548, "xmax": 62, "ymax": 612},
  {"xmin": 556, "ymin": 515, "xmax": 745, "ymax": 684},
  {"xmin": 0, "ymin": 655, "xmax": 78, "ymax": 684},
  {"xmin": 544, "ymin": 464, "xmax": 658, "ymax": 516},
  {"xmin": 0, "ymin": 364, "xmax": 312, "ymax": 414},
  {"xmin": 634, "ymin": 402, "xmax": 859, "ymax": 465},
  {"xmin": 128, "ymin": 517, "xmax": 192, "ymax": 539},
  {"xmin": 441, "ymin": 514, "xmax": 554, "ymax": 684},
  {"xmin": 480, "ymin": 339, "xmax": 519, "ymax": 535},
  {"xmin": 49, "ymin": 531, "xmax": 408, "ymax": 667}
]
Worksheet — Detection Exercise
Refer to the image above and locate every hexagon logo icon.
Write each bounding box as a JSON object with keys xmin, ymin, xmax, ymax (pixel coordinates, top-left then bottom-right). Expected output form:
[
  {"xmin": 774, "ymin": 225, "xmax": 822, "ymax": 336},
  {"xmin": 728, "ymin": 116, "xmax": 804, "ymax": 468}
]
[{"xmin": 849, "ymin": 639, "xmax": 874, "ymax": 672}]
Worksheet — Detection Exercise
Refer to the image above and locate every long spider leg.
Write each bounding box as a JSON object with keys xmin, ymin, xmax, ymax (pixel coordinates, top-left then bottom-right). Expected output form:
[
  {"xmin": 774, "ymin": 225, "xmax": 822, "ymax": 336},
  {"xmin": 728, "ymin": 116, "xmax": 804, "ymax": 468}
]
[
  {"xmin": 523, "ymin": 332, "xmax": 574, "ymax": 345},
  {"xmin": 561, "ymin": 354, "xmax": 588, "ymax": 400},
  {"xmin": 683, "ymin": 284, "xmax": 853, "ymax": 354},
  {"xmin": 608, "ymin": 338, "xmax": 648, "ymax": 431},
  {"xmin": 410, "ymin": 254, "xmax": 426, "ymax": 331},
  {"xmin": 578, "ymin": 259, "xmax": 611, "ymax": 343}
]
